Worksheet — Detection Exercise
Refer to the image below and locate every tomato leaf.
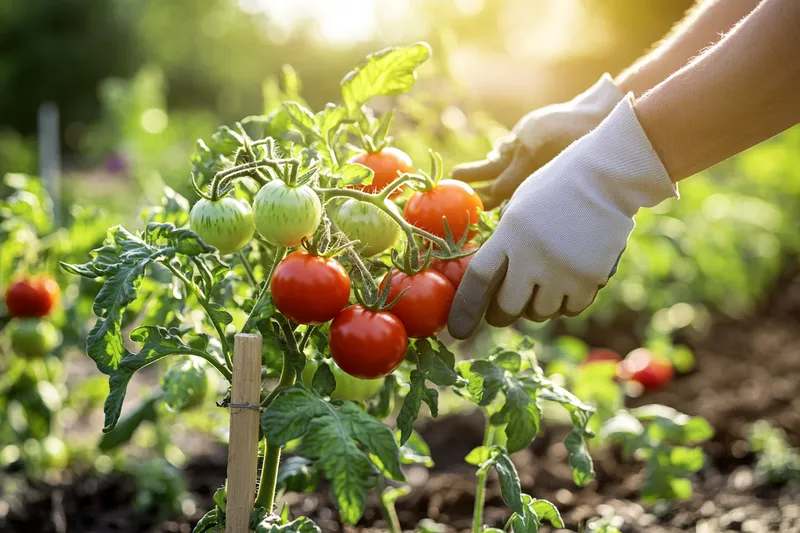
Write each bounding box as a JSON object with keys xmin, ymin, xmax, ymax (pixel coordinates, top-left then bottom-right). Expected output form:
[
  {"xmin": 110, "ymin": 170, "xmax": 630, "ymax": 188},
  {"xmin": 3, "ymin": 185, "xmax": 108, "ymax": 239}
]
[
  {"xmin": 490, "ymin": 448, "xmax": 525, "ymax": 515},
  {"xmin": 284, "ymin": 101, "xmax": 322, "ymax": 144},
  {"xmin": 276, "ymin": 456, "xmax": 319, "ymax": 495},
  {"xmin": 530, "ymin": 499, "xmax": 564, "ymax": 528},
  {"xmin": 397, "ymin": 369, "xmax": 439, "ymax": 445},
  {"xmin": 337, "ymin": 163, "xmax": 374, "ymax": 187},
  {"xmin": 398, "ymin": 429, "xmax": 434, "ymax": 467},
  {"xmin": 243, "ymin": 291, "xmax": 275, "ymax": 333},
  {"xmin": 253, "ymin": 516, "xmax": 321, "ymax": 533},
  {"xmin": 367, "ymin": 373, "xmax": 397, "ymax": 419},
  {"xmin": 140, "ymin": 187, "xmax": 191, "ymax": 227},
  {"xmin": 311, "ymin": 362, "xmax": 336, "ymax": 397},
  {"xmin": 193, "ymin": 509, "xmax": 224, "ymax": 533},
  {"xmin": 261, "ymin": 386, "xmax": 405, "ymax": 524},
  {"xmin": 341, "ymin": 42, "xmax": 431, "ymax": 114},
  {"xmin": 465, "ymin": 446, "xmax": 490, "ymax": 466},
  {"xmin": 98, "ymin": 394, "xmax": 160, "ymax": 451}
]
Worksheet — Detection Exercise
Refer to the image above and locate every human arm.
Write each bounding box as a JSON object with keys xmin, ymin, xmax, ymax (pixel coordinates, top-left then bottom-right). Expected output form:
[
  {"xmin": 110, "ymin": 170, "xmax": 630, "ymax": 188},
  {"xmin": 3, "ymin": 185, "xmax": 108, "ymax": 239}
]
[
  {"xmin": 447, "ymin": 0, "xmax": 800, "ymax": 339},
  {"xmin": 453, "ymin": 0, "xmax": 762, "ymax": 208},
  {"xmin": 635, "ymin": 0, "xmax": 800, "ymax": 181}
]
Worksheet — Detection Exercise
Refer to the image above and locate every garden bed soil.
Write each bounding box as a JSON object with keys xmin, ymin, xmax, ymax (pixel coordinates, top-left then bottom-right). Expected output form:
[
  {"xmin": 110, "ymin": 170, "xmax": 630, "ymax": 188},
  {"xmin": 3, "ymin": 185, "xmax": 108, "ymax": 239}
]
[{"xmin": 2, "ymin": 270, "xmax": 800, "ymax": 533}]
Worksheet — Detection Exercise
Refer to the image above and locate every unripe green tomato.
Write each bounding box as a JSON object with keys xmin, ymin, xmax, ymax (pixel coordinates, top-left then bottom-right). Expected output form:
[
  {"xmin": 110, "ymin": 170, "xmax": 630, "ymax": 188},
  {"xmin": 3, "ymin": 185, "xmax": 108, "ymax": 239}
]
[
  {"xmin": 10, "ymin": 318, "xmax": 60, "ymax": 358},
  {"xmin": 161, "ymin": 359, "xmax": 211, "ymax": 412},
  {"xmin": 189, "ymin": 197, "xmax": 254, "ymax": 255},
  {"xmin": 253, "ymin": 180, "xmax": 322, "ymax": 247},
  {"xmin": 302, "ymin": 360, "xmax": 384, "ymax": 402},
  {"xmin": 332, "ymin": 199, "xmax": 401, "ymax": 257}
]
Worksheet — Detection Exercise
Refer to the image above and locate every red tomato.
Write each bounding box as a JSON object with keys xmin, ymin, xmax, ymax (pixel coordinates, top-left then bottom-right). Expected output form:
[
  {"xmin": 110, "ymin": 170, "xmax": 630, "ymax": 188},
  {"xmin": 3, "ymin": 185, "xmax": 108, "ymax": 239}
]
[
  {"xmin": 5, "ymin": 276, "xmax": 60, "ymax": 318},
  {"xmin": 404, "ymin": 179, "xmax": 483, "ymax": 240},
  {"xmin": 618, "ymin": 348, "xmax": 674, "ymax": 390},
  {"xmin": 329, "ymin": 305, "xmax": 408, "ymax": 379},
  {"xmin": 379, "ymin": 269, "xmax": 455, "ymax": 338},
  {"xmin": 271, "ymin": 251, "xmax": 351, "ymax": 325},
  {"xmin": 581, "ymin": 348, "xmax": 622, "ymax": 366},
  {"xmin": 348, "ymin": 147, "xmax": 413, "ymax": 197},
  {"xmin": 430, "ymin": 245, "xmax": 477, "ymax": 289}
]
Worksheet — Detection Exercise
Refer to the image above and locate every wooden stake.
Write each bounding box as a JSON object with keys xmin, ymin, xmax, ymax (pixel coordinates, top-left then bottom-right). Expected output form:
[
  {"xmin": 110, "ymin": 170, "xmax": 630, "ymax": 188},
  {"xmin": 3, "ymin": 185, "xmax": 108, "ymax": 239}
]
[{"xmin": 226, "ymin": 333, "xmax": 262, "ymax": 533}]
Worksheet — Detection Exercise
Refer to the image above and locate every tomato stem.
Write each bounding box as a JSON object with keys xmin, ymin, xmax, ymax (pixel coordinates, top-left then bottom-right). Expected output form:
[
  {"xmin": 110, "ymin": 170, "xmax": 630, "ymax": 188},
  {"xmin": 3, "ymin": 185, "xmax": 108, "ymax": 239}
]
[
  {"xmin": 377, "ymin": 485, "xmax": 402, "ymax": 533},
  {"xmin": 472, "ymin": 418, "xmax": 496, "ymax": 533},
  {"xmin": 237, "ymin": 250, "xmax": 259, "ymax": 288},
  {"xmin": 254, "ymin": 338, "xmax": 298, "ymax": 511}
]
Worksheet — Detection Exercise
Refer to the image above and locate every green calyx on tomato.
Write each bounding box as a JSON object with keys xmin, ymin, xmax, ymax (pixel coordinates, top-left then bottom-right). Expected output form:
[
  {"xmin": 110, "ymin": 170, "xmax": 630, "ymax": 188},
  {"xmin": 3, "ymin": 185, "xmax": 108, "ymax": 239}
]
[
  {"xmin": 404, "ymin": 179, "xmax": 484, "ymax": 241},
  {"xmin": 271, "ymin": 251, "xmax": 351, "ymax": 325},
  {"xmin": 161, "ymin": 359, "xmax": 211, "ymax": 412},
  {"xmin": 9, "ymin": 318, "xmax": 61, "ymax": 358},
  {"xmin": 348, "ymin": 147, "xmax": 413, "ymax": 197},
  {"xmin": 301, "ymin": 359, "xmax": 384, "ymax": 402},
  {"xmin": 379, "ymin": 268, "xmax": 455, "ymax": 339},
  {"xmin": 329, "ymin": 305, "xmax": 408, "ymax": 379},
  {"xmin": 254, "ymin": 180, "xmax": 322, "ymax": 247},
  {"xmin": 189, "ymin": 196, "xmax": 254, "ymax": 255},
  {"xmin": 5, "ymin": 276, "xmax": 61, "ymax": 318},
  {"xmin": 332, "ymin": 198, "xmax": 401, "ymax": 257}
]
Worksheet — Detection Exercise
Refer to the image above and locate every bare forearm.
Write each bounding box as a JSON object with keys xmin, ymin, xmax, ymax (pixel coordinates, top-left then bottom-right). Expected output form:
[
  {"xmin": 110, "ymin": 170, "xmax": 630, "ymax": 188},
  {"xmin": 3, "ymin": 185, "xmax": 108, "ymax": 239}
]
[
  {"xmin": 634, "ymin": 0, "xmax": 800, "ymax": 182},
  {"xmin": 616, "ymin": 0, "xmax": 762, "ymax": 97}
]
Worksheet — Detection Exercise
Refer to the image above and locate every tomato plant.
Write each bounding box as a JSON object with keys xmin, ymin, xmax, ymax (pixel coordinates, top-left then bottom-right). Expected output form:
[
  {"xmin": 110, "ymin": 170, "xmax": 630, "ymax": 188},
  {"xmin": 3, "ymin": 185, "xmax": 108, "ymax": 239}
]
[
  {"xmin": 379, "ymin": 269, "xmax": 455, "ymax": 338},
  {"xmin": 404, "ymin": 179, "xmax": 483, "ymax": 240},
  {"xmin": 189, "ymin": 197, "xmax": 254, "ymax": 255},
  {"xmin": 348, "ymin": 147, "xmax": 413, "ymax": 196},
  {"xmin": 57, "ymin": 43, "xmax": 667, "ymax": 533},
  {"xmin": 302, "ymin": 359, "xmax": 384, "ymax": 401},
  {"xmin": 271, "ymin": 251, "xmax": 350, "ymax": 325},
  {"xmin": 329, "ymin": 305, "xmax": 408, "ymax": 379},
  {"xmin": 5, "ymin": 275, "xmax": 60, "ymax": 318},
  {"xmin": 332, "ymin": 199, "xmax": 400, "ymax": 257},
  {"xmin": 253, "ymin": 180, "xmax": 322, "ymax": 247}
]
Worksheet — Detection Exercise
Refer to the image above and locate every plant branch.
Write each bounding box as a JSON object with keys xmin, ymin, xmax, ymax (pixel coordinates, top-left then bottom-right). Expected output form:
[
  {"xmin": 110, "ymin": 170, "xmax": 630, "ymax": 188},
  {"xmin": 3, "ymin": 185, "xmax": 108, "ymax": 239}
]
[{"xmin": 473, "ymin": 419, "xmax": 496, "ymax": 533}]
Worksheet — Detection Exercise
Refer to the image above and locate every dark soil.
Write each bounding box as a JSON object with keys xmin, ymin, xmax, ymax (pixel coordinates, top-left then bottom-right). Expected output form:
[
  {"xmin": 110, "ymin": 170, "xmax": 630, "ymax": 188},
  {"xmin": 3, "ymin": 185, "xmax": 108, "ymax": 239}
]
[{"xmin": 3, "ymin": 271, "xmax": 800, "ymax": 533}]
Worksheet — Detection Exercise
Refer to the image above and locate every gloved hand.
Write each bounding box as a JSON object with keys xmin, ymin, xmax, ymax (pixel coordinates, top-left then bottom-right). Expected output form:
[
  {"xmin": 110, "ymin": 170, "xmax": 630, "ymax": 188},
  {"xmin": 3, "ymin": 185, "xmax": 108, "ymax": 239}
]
[
  {"xmin": 447, "ymin": 97, "xmax": 678, "ymax": 339},
  {"xmin": 453, "ymin": 74, "xmax": 625, "ymax": 209}
]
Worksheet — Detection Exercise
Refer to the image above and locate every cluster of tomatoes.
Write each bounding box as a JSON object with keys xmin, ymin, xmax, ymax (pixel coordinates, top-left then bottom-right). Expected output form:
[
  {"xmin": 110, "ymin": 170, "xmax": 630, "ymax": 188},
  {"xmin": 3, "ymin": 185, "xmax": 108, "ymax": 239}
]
[
  {"xmin": 189, "ymin": 146, "xmax": 483, "ymax": 382},
  {"xmin": 582, "ymin": 347, "xmax": 675, "ymax": 391},
  {"xmin": 3, "ymin": 275, "xmax": 61, "ymax": 358}
]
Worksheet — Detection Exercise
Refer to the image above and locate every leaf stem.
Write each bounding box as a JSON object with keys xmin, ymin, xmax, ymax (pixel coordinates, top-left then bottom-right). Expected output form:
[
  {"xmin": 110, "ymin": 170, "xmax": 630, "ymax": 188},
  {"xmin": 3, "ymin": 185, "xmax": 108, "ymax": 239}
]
[
  {"xmin": 473, "ymin": 420, "xmax": 496, "ymax": 533},
  {"xmin": 378, "ymin": 487, "xmax": 402, "ymax": 533},
  {"xmin": 164, "ymin": 261, "xmax": 233, "ymax": 370},
  {"xmin": 238, "ymin": 250, "xmax": 259, "ymax": 288}
]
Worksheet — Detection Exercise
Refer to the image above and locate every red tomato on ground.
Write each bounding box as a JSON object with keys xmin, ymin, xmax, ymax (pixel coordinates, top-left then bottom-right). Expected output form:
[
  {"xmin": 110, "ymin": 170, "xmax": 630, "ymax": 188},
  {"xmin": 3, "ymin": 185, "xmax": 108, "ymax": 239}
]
[
  {"xmin": 270, "ymin": 251, "xmax": 351, "ymax": 325},
  {"xmin": 618, "ymin": 348, "xmax": 674, "ymax": 390},
  {"xmin": 379, "ymin": 269, "xmax": 455, "ymax": 338},
  {"xmin": 582, "ymin": 348, "xmax": 622, "ymax": 366},
  {"xmin": 5, "ymin": 276, "xmax": 60, "ymax": 318},
  {"xmin": 430, "ymin": 245, "xmax": 477, "ymax": 290},
  {"xmin": 348, "ymin": 147, "xmax": 413, "ymax": 197},
  {"xmin": 404, "ymin": 179, "xmax": 483, "ymax": 240},
  {"xmin": 329, "ymin": 305, "xmax": 408, "ymax": 379}
]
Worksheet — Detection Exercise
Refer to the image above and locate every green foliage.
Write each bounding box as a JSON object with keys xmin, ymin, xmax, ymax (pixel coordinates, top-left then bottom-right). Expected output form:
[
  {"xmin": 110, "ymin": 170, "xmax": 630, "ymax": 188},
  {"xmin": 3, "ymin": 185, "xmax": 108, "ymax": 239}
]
[
  {"xmin": 261, "ymin": 385, "xmax": 404, "ymax": 524},
  {"xmin": 748, "ymin": 420, "xmax": 800, "ymax": 486},
  {"xmin": 601, "ymin": 405, "xmax": 713, "ymax": 503}
]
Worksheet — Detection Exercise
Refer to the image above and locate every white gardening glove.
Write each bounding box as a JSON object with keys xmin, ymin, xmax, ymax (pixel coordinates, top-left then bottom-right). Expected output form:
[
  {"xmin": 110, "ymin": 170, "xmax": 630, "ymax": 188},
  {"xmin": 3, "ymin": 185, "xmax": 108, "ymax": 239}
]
[
  {"xmin": 448, "ymin": 97, "xmax": 678, "ymax": 339},
  {"xmin": 453, "ymin": 74, "xmax": 624, "ymax": 209}
]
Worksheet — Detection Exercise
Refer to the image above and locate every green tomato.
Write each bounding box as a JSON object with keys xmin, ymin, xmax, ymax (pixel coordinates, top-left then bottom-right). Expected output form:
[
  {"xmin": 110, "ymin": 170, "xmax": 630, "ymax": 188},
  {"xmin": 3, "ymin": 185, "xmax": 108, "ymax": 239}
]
[
  {"xmin": 10, "ymin": 318, "xmax": 60, "ymax": 358},
  {"xmin": 189, "ymin": 197, "xmax": 254, "ymax": 255},
  {"xmin": 253, "ymin": 180, "xmax": 322, "ymax": 247},
  {"xmin": 161, "ymin": 359, "xmax": 211, "ymax": 412},
  {"xmin": 302, "ymin": 360, "xmax": 384, "ymax": 402},
  {"xmin": 332, "ymin": 199, "xmax": 401, "ymax": 257}
]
